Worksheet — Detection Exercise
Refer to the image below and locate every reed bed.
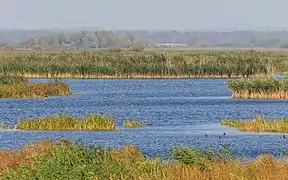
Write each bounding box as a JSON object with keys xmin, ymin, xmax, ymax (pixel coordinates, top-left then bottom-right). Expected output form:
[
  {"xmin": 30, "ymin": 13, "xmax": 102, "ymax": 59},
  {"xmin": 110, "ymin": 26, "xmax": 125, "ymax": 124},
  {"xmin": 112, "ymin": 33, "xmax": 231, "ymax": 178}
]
[
  {"xmin": 0, "ymin": 50, "xmax": 287, "ymax": 78},
  {"xmin": 1, "ymin": 139, "xmax": 288, "ymax": 180},
  {"xmin": 221, "ymin": 113, "xmax": 288, "ymax": 133},
  {"xmin": 0, "ymin": 81, "xmax": 71, "ymax": 98},
  {"xmin": 227, "ymin": 77, "xmax": 288, "ymax": 99},
  {"xmin": 123, "ymin": 119, "xmax": 145, "ymax": 128},
  {"xmin": 16, "ymin": 113, "xmax": 116, "ymax": 131}
]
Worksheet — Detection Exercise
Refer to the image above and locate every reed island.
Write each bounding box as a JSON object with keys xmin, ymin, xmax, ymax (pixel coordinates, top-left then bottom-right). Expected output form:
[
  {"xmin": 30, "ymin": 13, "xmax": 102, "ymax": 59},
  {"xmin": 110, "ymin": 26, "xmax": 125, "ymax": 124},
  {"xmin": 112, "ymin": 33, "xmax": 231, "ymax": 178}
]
[
  {"xmin": 226, "ymin": 77, "xmax": 288, "ymax": 99},
  {"xmin": 0, "ymin": 76, "xmax": 71, "ymax": 98}
]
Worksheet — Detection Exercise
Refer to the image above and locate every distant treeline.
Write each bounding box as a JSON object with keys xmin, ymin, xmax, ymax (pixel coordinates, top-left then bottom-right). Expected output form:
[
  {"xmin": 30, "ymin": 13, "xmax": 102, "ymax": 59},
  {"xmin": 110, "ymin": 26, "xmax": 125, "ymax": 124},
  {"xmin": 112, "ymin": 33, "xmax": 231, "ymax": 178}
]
[
  {"xmin": 0, "ymin": 51, "xmax": 287, "ymax": 78},
  {"xmin": 2, "ymin": 29, "xmax": 288, "ymax": 49},
  {"xmin": 0, "ymin": 30, "xmax": 154, "ymax": 50}
]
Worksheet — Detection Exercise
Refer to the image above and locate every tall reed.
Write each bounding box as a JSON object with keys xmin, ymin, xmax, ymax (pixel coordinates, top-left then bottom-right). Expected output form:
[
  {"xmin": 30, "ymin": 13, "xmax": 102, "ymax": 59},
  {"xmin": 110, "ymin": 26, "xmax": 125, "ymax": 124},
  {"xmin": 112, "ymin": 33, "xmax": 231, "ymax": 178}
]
[
  {"xmin": 0, "ymin": 51, "xmax": 287, "ymax": 78},
  {"xmin": 227, "ymin": 77, "xmax": 288, "ymax": 99},
  {"xmin": 16, "ymin": 113, "xmax": 116, "ymax": 130}
]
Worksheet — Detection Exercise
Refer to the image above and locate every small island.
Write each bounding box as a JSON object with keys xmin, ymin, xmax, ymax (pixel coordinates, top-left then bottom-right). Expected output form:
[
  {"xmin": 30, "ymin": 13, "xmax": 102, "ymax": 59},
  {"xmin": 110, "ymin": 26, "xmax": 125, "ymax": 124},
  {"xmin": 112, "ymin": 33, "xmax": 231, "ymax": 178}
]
[
  {"xmin": 226, "ymin": 77, "xmax": 288, "ymax": 99},
  {"xmin": 16, "ymin": 113, "xmax": 116, "ymax": 131},
  {"xmin": 0, "ymin": 76, "xmax": 71, "ymax": 98},
  {"xmin": 221, "ymin": 114, "xmax": 288, "ymax": 133}
]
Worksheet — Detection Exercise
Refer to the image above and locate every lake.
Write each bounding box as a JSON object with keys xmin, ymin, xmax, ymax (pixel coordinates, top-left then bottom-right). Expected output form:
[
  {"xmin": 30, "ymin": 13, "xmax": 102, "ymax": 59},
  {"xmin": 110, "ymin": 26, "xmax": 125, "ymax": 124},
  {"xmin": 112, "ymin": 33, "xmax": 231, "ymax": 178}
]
[{"xmin": 0, "ymin": 78, "xmax": 287, "ymax": 158}]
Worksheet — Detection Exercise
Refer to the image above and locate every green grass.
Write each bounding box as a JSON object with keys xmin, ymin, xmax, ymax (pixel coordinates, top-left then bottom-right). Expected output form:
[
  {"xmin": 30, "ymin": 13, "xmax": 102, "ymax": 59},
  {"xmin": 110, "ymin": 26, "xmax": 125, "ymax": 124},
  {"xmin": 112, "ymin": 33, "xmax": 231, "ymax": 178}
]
[
  {"xmin": 16, "ymin": 113, "xmax": 116, "ymax": 131},
  {"xmin": 221, "ymin": 114, "xmax": 288, "ymax": 133},
  {"xmin": 123, "ymin": 119, "xmax": 145, "ymax": 128}
]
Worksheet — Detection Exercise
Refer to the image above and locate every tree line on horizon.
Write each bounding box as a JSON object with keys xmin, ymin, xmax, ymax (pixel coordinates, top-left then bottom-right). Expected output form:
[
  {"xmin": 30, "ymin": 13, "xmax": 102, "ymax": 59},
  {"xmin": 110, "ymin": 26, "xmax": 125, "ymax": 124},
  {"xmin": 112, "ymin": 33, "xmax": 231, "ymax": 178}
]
[{"xmin": 2, "ymin": 29, "xmax": 288, "ymax": 49}]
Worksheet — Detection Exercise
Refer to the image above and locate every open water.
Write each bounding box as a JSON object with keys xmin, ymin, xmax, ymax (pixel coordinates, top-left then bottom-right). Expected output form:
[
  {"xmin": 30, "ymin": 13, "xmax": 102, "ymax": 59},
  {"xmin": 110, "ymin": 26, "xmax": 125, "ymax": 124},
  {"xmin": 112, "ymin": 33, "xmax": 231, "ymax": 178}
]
[{"xmin": 0, "ymin": 78, "xmax": 287, "ymax": 158}]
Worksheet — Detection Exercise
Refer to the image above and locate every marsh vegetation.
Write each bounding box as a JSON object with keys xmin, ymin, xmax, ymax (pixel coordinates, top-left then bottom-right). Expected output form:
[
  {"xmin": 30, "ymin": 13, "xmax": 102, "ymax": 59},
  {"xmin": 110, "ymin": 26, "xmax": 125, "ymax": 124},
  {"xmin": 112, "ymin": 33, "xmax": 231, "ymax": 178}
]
[
  {"xmin": 16, "ymin": 114, "xmax": 116, "ymax": 131},
  {"xmin": 221, "ymin": 114, "xmax": 288, "ymax": 133},
  {"xmin": 0, "ymin": 76, "xmax": 71, "ymax": 98},
  {"xmin": 1, "ymin": 139, "xmax": 288, "ymax": 180},
  {"xmin": 227, "ymin": 77, "xmax": 288, "ymax": 99},
  {"xmin": 123, "ymin": 119, "xmax": 145, "ymax": 128},
  {"xmin": 0, "ymin": 51, "xmax": 287, "ymax": 78}
]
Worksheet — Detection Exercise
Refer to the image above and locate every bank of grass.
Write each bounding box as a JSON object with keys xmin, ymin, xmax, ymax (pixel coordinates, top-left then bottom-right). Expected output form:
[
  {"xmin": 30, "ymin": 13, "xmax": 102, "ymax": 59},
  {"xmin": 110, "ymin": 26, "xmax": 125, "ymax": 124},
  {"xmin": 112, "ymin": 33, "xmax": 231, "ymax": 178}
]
[
  {"xmin": 227, "ymin": 77, "xmax": 288, "ymax": 99},
  {"xmin": 221, "ymin": 114, "xmax": 288, "ymax": 133},
  {"xmin": 123, "ymin": 119, "xmax": 145, "ymax": 128},
  {"xmin": 0, "ymin": 76, "xmax": 71, "ymax": 98},
  {"xmin": 1, "ymin": 139, "xmax": 288, "ymax": 180},
  {"xmin": 16, "ymin": 113, "xmax": 116, "ymax": 131},
  {"xmin": 1, "ymin": 50, "xmax": 288, "ymax": 78}
]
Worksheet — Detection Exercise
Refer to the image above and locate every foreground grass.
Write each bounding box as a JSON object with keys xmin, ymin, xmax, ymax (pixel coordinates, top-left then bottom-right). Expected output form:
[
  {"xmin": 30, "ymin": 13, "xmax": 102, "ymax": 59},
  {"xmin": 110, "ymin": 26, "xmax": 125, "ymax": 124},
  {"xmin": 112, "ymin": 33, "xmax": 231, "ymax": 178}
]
[
  {"xmin": 1, "ymin": 139, "xmax": 288, "ymax": 180},
  {"xmin": 0, "ymin": 76, "xmax": 71, "ymax": 98},
  {"xmin": 221, "ymin": 114, "xmax": 288, "ymax": 133},
  {"xmin": 16, "ymin": 114, "xmax": 116, "ymax": 131},
  {"xmin": 1, "ymin": 50, "xmax": 288, "ymax": 78},
  {"xmin": 227, "ymin": 77, "xmax": 288, "ymax": 99}
]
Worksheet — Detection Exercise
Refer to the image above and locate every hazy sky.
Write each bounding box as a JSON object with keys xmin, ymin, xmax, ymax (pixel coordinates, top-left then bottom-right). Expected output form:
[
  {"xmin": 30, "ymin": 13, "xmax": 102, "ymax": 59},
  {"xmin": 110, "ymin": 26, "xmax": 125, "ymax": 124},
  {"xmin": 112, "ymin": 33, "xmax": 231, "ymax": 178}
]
[{"xmin": 0, "ymin": 0, "xmax": 287, "ymax": 30}]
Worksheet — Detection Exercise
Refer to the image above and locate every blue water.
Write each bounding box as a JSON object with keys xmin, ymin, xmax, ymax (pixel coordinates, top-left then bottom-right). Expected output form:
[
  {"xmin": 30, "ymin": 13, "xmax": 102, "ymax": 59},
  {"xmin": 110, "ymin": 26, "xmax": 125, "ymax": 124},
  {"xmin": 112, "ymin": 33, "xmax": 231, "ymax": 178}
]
[{"xmin": 0, "ymin": 78, "xmax": 287, "ymax": 158}]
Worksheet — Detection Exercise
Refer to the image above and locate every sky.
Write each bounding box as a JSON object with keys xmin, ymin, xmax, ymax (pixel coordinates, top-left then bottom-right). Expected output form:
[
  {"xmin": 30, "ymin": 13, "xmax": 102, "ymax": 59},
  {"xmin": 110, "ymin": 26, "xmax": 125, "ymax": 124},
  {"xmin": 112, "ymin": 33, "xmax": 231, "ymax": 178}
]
[{"xmin": 0, "ymin": 0, "xmax": 287, "ymax": 30}]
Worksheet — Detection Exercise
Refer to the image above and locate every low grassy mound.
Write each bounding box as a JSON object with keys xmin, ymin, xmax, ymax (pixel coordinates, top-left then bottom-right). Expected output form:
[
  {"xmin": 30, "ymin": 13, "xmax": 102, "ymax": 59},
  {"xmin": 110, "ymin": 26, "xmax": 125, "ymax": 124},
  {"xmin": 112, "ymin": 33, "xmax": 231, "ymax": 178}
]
[
  {"xmin": 16, "ymin": 114, "xmax": 115, "ymax": 131},
  {"xmin": 0, "ymin": 76, "xmax": 71, "ymax": 98},
  {"xmin": 226, "ymin": 77, "xmax": 288, "ymax": 99},
  {"xmin": 123, "ymin": 119, "xmax": 145, "ymax": 128},
  {"xmin": 221, "ymin": 114, "xmax": 288, "ymax": 133},
  {"xmin": 1, "ymin": 139, "xmax": 288, "ymax": 180}
]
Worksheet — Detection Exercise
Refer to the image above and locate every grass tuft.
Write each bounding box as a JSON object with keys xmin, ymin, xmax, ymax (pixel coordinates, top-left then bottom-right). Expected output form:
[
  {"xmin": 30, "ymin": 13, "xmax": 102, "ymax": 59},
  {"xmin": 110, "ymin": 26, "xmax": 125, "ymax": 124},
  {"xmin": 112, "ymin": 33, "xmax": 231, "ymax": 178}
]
[{"xmin": 123, "ymin": 119, "xmax": 145, "ymax": 128}]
